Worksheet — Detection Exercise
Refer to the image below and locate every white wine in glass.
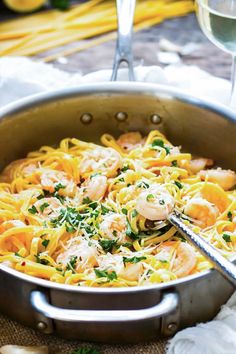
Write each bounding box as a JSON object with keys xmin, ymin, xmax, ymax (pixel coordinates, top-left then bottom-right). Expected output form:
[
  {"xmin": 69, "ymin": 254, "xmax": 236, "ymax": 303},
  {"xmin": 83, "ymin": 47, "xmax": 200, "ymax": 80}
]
[{"xmin": 196, "ymin": 0, "xmax": 236, "ymax": 106}]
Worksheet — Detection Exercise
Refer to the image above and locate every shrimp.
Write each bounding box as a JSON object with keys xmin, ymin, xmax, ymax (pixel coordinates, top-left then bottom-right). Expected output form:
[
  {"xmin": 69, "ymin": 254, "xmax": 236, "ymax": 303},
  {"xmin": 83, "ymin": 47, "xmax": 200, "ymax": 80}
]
[
  {"xmin": 199, "ymin": 182, "xmax": 230, "ymax": 213},
  {"xmin": 80, "ymin": 147, "xmax": 122, "ymax": 178},
  {"xmin": 172, "ymin": 242, "xmax": 197, "ymax": 277},
  {"xmin": 184, "ymin": 197, "xmax": 219, "ymax": 228},
  {"xmin": 98, "ymin": 253, "xmax": 143, "ymax": 281},
  {"xmin": 156, "ymin": 241, "xmax": 197, "ymax": 278},
  {"xmin": 136, "ymin": 185, "xmax": 175, "ymax": 221},
  {"xmin": 116, "ymin": 132, "xmax": 144, "ymax": 152},
  {"xmin": 33, "ymin": 197, "xmax": 63, "ymax": 219},
  {"xmin": 199, "ymin": 168, "xmax": 236, "ymax": 191},
  {"xmin": 81, "ymin": 175, "xmax": 108, "ymax": 201},
  {"xmin": 99, "ymin": 213, "xmax": 128, "ymax": 243},
  {"xmin": 120, "ymin": 262, "xmax": 143, "ymax": 281},
  {"xmin": 40, "ymin": 169, "xmax": 76, "ymax": 196},
  {"xmin": 188, "ymin": 158, "xmax": 213, "ymax": 174},
  {"xmin": 57, "ymin": 239, "xmax": 98, "ymax": 272}
]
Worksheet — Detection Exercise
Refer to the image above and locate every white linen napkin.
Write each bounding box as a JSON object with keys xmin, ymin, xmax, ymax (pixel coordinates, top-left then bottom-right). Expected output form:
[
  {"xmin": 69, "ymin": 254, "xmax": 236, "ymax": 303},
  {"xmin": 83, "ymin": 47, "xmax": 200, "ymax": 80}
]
[
  {"xmin": 0, "ymin": 56, "xmax": 232, "ymax": 108},
  {"xmin": 167, "ymin": 292, "xmax": 236, "ymax": 354},
  {"xmin": 0, "ymin": 56, "xmax": 235, "ymax": 354}
]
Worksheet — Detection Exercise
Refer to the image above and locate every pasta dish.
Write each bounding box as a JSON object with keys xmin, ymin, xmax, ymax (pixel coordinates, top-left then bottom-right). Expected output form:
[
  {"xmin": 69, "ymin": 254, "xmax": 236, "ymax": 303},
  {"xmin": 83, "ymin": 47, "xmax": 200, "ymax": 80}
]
[{"xmin": 0, "ymin": 130, "xmax": 235, "ymax": 287}]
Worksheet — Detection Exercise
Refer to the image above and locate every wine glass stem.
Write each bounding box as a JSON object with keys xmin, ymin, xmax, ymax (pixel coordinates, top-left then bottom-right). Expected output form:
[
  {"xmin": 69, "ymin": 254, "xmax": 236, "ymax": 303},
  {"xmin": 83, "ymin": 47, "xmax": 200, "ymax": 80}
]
[{"xmin": 230, "ymin": 55, "xmax": 236, "ymax": 107}]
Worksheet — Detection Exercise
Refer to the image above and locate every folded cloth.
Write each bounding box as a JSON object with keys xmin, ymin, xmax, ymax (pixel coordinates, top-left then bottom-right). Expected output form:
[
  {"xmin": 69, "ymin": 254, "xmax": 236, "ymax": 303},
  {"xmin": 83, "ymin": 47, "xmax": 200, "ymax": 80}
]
[
  {"xmin": 0, "ymin": 56, "xmax": 232, "ymax": 108},
  {"xmin": 167, "ymin": 292, "xmax": 236, "ymax": 354},
  {"xmin": 0, "ymin": 56, "xmax": 235, "ymax": 354}
]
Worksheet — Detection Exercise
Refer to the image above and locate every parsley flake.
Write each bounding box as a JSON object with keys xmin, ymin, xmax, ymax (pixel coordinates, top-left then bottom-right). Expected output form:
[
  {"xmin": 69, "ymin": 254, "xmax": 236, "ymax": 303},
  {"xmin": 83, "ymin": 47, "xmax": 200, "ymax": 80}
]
[
  {"xmin": 174, "ymin": 181, "xmax": 183, "ymax": 189},
  {"xmin": 151, "ymin": 139, "xmax": 170, "ymax": 154},
  {"xmin": 82, "ymin": 197, "xmax": 92, "ymax": 204},
  {"xmin": 99, "ymin": 239, "xmax": 117, "ymax": 253},
  {"xmin": 66, "ymin": 256, "xmax": 77, "ymax": 271},
  {"xmin": 223, "ymin": 233, "xmax": 231, "ymax": 243},
  {"xmin": 42, "ymin": 239, "xmax": 50, "ymax": 248},
  {"xmin": 137, "ymin": 181, "xmax": 149, "ymax": 189},
  {"xmin": 146, "ymin": 194, "xmax": 155, "ymax": 202},
  {"xmin": 40, "ymin": 202, "xmax": 49, "ymax": 213},
  {"xmin": 28, "ymin": 205, "xmax": 38, "ymax": 214},
  {"xmin": 227, "ymin": 211, "xmax": 233, "ymax": 222},
  {"xmin": 123, "ymin": 256, "xmax": 147, "ymax": 264},
  {"xmin": 121, "ymin": 208, "xmax": 128, "ymax": 215},
  {"xmin": 94, "ymin": 269, "xmax": 117, "ymax": 281},
  {"xmin": 172, "ymin": 160, "xmax": 178, "ymax": 167},
  {"xmin": 54, "ymin": 183, "xmax": 66, "ymax": 192},
  {"xmin": 121, "ymin": 165, "xmax": 130, "ymax": 172}
]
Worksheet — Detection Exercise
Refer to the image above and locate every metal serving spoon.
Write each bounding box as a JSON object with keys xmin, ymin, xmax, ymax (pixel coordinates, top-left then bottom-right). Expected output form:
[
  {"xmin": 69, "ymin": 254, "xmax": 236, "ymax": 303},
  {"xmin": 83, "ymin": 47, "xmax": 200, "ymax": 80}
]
[
  {"xmin": 168, "ymin": 212, "xmax": 236, "ymax": 287},
  {"xmin": 111, "ymin": 0, "xmax": 236, "ymax": 287}
]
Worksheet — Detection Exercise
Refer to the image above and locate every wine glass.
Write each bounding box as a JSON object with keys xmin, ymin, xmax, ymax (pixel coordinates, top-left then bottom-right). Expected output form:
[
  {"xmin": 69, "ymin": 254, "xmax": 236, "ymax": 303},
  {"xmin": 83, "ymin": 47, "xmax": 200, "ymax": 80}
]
[{"xmin": 196, "ymin": 0, "xmax": 236, "ymax": 107}]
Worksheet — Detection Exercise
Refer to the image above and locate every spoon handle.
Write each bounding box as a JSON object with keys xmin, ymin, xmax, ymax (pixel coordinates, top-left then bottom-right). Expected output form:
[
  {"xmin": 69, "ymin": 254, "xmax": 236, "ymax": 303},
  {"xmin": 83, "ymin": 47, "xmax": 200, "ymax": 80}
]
[
  {"xmin": 168, "ymin": 212, "xmax": 236, "ymax": 287},
  {"xmin": 111, "ymin": 0, "xmax": 136, "ymax": 82}
]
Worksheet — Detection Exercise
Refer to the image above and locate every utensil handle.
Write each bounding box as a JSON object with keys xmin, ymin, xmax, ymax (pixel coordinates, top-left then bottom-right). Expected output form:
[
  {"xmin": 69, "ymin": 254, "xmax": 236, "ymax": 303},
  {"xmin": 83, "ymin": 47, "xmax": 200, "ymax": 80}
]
[
  {"xmin": 111, "ymin": 0, "xmax": 136, "ymax": 81},
  {"xmin": 30, "ymin": 290, "xmax": 178, "ymax": 323},
  {"xmin": 169, "ymin": 213, "xmax": 236, "ymax": 287}
]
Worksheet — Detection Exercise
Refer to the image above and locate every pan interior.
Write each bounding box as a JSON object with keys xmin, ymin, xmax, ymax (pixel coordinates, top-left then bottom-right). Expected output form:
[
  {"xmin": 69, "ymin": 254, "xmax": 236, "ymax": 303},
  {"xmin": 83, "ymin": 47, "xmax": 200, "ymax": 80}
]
[{"xmin": 0, "ymin": 89, "xmax": 235, "ymax": 171}]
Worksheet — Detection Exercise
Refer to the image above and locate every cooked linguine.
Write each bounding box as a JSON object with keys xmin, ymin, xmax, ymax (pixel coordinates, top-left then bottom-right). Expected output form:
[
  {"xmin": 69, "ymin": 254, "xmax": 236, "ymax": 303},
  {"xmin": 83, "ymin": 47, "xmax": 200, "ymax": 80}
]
[{"xmin": 0, "ymin": 130, "xmax": 235, "ymax": 287}]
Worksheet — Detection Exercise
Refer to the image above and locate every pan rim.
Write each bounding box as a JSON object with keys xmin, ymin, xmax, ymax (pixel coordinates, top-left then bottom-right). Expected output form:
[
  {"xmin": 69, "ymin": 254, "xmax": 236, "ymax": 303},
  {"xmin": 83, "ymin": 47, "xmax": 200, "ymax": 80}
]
[
  {"xmin": 0, "ymin": 81, "xmax": 235, "ymax": 293},
  {"xmin": 0, "ymin": 81, "xmax": 236, "ymax": 123}
]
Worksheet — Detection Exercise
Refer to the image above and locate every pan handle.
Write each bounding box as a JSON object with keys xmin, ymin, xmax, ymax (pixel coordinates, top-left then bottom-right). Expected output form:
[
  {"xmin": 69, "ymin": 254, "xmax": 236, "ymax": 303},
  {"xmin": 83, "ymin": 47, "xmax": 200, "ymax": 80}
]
[
  {"xmin": 111, "ymin": 0, "xmax": 136, "ymax": 82},
  {"xmin": 30, "ymin": 290, "xmax": 178, "ymax": 323}
]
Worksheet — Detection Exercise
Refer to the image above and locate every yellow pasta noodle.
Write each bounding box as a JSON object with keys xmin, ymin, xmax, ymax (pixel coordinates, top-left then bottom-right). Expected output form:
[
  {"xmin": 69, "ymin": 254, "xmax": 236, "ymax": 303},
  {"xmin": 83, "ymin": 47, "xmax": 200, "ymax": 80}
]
[{"xmin": 0, "ymin": 129, "xmax": 235, "ymax": 287}]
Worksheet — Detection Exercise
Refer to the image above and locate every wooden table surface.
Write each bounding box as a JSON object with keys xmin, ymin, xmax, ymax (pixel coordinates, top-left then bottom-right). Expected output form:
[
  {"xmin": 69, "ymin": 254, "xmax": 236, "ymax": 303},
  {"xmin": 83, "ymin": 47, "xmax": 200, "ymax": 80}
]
[{"xmin": 0, "ymin": 7, "xmax": 232, "ymax": 80}]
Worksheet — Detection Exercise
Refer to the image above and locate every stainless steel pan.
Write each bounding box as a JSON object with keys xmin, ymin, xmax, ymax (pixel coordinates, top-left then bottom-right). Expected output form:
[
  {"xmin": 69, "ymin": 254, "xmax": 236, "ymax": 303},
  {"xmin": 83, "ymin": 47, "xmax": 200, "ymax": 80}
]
[
  {"xmin": 0, "ymin": 83, "xmax": 235, "ymax": 343},
  {"xmin": 0, "ymin": 0, "xmax": 236, "ymax": 344}
]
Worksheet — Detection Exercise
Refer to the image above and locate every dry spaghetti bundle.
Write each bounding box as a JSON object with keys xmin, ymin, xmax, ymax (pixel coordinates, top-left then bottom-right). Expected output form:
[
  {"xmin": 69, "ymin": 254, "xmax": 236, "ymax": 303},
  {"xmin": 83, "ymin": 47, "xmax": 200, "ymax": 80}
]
[{"xmin": 0, "ymin": 0, "xmax": 194, "ymax": 61}]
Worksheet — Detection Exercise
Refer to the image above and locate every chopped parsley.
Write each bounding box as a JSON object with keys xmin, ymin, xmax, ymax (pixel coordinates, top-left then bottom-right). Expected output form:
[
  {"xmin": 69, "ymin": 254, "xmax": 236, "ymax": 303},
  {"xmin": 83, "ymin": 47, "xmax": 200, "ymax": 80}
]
[
  {"xmin": 121, "ymin": 165, "xmax": 130, "ymax": 172},
  {"xmin": 123, "ymin": 256, "xmax": 146, "ymax": 264},
  {"xmin": 126, "ymin": 219, "xmax": 139, "ymax": 240},
  {"xmin": 101, "ymin": 204, "xmax": 110, "ymax": 215},
  {"xmin": 38, "ymin": 189, "xmax": 65, "ymax": 204},
  {"xmin": 99, "ymin": 239, "xmax": 117, "ymax": 253},
  {"xmin": 28, "ymin": 205, "xmax": 38, "ymax": 214},
  {"xmin": 174, "ymin": 181, "xmax": 183, "ymax": 189},
  {"xmin": 121, "ymin": 242, "xmax": 133, "ymax": 248},
  {"xmin": 121, "ymin": 208, "xmax": 128, "ymax": 215},
  {"xmin": 118, "ymin": 177, "xmax": 125, "ymax": 182},
  {"xmin": 54, "ymin": 183, "xmax": 66, "ymax": 192},
  {"xmin": 90, "ymin": 172, "xmax": 101, "ymax": 178},
  {"xmin": 35, "ymin": 254, "xmax": 49, "ymax": 265},
  {"xmin": 131, "ymin": 209, "xmax": 138, "ymax": 218},
  {"xmin": 137, "ymin": 181, "xmax": 149, "ymax": 189},
  {"xmin": 42, "ymin": 239, "xmax": 50, "ymax": 248},
  {"xmin": 66, "ymin": 256, "xmax": 77, "ymax": 271},
  {"xmin": 227, "ymin": 211, "xmax": 233, "ymax": 222},
  {"xmin": 172, "ymin": 160, "xmax": 178, "ymax": 167},
  {"xmin": 223, "ymin": 233, "xmax": 231, "ymax": 243},
  {"xmin": 40, "ymin": 202, "xmax": 49, "ymax": 213},
  {"xmin": 82, "ymin": 197, "xmax": 92, "ymax": 204},
  {"xmin": 146, "ymin": 194, "xmax": 155, "ymax": 202},
  {"xmin": 94, "ymin": 268, "xmax": 117, "ymax": 281},
  {"xmin": 14, "ymin": 252, "xmax": 23, "ymax": 257},
  {"xmin": 151, "ymin": 139, "xmax": 170, "ymax": 154}
]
